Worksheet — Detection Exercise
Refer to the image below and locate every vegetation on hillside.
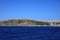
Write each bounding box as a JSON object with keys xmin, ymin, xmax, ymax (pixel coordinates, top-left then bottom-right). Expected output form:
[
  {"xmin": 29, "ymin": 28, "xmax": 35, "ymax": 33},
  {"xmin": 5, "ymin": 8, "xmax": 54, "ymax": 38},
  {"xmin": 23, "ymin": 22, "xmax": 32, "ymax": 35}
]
[{"xmin": 0, "ymin": 19, "xmax": 60, "ymax": 26}]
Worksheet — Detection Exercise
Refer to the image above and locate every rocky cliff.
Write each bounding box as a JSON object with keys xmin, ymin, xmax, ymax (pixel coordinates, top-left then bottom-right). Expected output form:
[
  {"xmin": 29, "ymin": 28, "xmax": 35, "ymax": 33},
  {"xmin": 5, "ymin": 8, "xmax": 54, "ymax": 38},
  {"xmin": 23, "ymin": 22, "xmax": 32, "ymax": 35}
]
[
  {"xmin": 0, "ymin": 19, "xmax": 60, "ymax": 26},
  {"xmin": 0, "ymin": 19, "xmax": 50, "ymax": 26}
]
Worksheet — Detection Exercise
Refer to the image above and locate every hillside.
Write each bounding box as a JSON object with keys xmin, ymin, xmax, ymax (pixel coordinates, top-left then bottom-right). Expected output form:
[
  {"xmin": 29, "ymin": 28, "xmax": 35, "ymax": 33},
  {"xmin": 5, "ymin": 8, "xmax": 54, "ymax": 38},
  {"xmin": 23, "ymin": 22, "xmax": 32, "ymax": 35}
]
[
  {"xmin": 0, "ymin": 19, "xmax": 50, "ymax": 26},
  {"xmin": 0, "ymin": 19, "xmax": 60, "ymax": 26}
]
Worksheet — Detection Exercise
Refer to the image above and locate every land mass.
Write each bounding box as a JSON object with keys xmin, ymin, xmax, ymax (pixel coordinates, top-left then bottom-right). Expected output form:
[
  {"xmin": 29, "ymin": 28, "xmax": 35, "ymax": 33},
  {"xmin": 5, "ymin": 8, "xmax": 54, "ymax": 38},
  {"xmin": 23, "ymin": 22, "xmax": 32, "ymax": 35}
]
[{"xmin": 0, "ymin": 19, "xmax": 60, "ymax": 26}]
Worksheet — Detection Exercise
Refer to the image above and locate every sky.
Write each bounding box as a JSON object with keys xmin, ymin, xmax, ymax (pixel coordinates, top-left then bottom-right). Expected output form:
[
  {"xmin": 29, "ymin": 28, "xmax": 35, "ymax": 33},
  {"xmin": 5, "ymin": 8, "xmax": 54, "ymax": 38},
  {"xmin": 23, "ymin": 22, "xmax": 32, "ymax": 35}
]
[{"xmin": 0, "ymin": 0, "xmax": 60, "ymax": 21}]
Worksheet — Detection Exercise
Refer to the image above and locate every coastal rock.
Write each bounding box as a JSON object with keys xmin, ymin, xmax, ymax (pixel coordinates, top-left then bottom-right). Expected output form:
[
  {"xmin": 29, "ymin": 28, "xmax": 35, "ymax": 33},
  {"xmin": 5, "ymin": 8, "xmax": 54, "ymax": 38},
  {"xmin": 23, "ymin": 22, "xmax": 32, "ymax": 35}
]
[{"xmin": 0, "ymin": 19, "xmax": 60, "ymax": 26}]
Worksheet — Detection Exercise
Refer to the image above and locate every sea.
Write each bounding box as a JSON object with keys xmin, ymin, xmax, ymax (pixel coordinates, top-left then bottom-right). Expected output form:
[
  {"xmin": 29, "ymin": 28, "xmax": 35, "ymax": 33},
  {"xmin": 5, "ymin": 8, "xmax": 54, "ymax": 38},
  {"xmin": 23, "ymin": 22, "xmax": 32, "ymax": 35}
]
[{"xmin": 0, "ymin": 26, "xmax": 60, "ymax": 40}]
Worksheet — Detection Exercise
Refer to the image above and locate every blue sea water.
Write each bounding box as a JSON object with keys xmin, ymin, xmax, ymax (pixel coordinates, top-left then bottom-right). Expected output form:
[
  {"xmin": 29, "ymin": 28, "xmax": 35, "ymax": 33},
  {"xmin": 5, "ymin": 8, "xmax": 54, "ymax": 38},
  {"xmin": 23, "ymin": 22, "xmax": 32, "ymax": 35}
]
[{"xmin": 0, "ymin": 26, "xmax": 60, "ymax": 40}]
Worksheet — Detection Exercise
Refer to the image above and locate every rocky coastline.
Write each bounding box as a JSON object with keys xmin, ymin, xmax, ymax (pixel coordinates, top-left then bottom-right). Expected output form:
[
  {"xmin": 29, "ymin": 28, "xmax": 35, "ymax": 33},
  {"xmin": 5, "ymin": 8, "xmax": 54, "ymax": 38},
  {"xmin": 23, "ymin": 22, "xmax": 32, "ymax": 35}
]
[{"xmin": 0, "ymin": 19, "xmax": 60, "ymax": 26}]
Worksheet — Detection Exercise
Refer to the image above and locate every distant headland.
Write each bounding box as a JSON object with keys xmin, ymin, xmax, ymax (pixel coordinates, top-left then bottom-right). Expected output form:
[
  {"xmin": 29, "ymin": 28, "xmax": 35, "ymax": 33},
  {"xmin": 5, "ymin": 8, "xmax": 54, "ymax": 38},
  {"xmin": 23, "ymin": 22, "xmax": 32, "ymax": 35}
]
[{"xmin": 0, "ymin": 19, "xmax": 60, "ymax": 26}]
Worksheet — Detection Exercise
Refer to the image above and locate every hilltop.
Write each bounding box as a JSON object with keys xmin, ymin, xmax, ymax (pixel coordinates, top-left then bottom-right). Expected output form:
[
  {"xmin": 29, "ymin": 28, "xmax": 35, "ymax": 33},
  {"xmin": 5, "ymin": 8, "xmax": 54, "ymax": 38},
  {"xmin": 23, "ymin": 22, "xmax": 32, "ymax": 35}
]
[{"xmin": 0, "ymin": 19, "xmax": 60, "ymax": 26}]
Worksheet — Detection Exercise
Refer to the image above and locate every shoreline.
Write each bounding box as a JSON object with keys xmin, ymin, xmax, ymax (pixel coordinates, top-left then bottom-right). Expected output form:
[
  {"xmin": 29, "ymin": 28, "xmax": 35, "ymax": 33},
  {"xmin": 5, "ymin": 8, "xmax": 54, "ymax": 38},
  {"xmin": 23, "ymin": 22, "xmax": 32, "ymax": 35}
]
[{"xmin": 0, "ymin": 25, "xmax": 60, "ymax": 27}]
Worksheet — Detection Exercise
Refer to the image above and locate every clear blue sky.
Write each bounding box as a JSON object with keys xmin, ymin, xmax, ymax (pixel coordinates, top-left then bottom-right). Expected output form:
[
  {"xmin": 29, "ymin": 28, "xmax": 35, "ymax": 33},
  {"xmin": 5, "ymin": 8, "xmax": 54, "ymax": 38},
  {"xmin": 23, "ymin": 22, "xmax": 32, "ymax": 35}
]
[{"xmin": 0, "ymin": 0, "xmax": 60, "ymax": 21}]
